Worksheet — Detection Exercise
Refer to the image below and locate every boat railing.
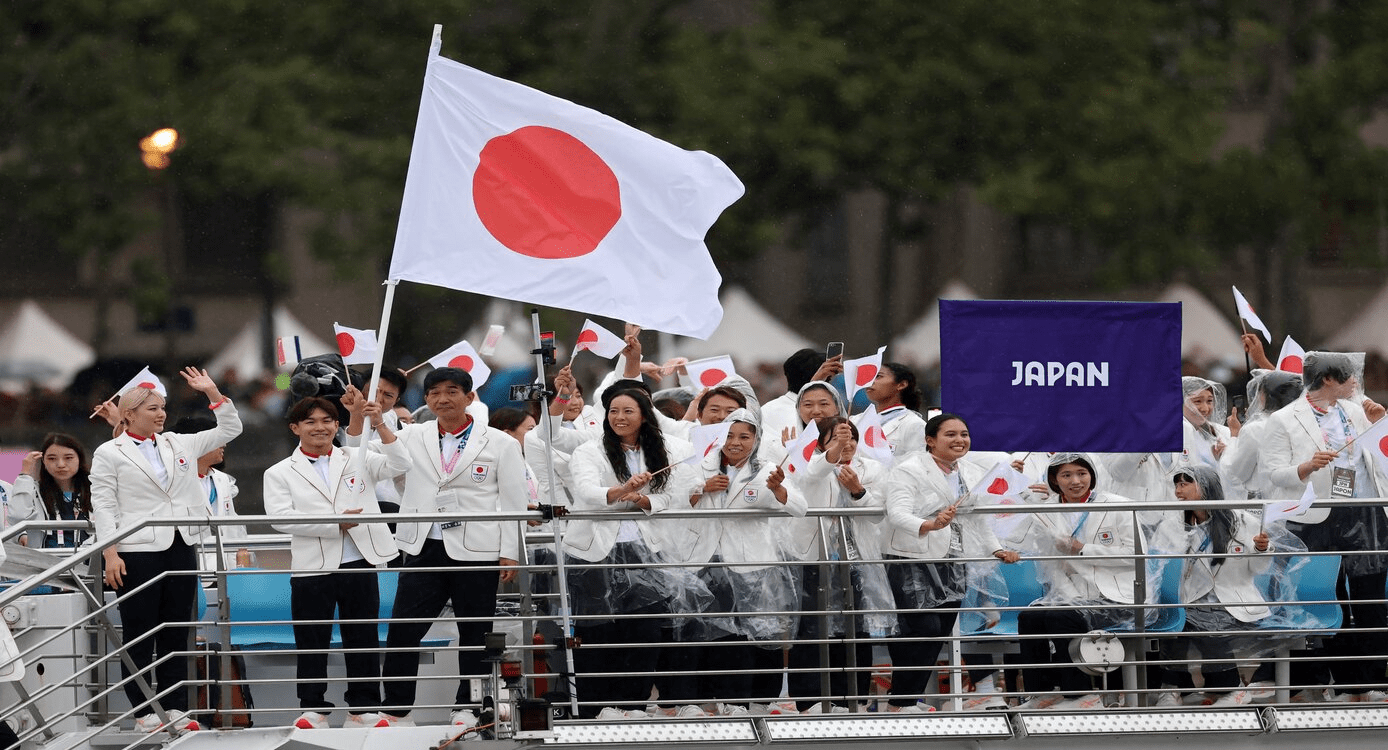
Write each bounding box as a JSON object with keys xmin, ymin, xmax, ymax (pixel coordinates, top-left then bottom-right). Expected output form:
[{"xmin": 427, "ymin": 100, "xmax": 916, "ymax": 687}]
[{"xmin": 0, "ymin": 498, "xmax": 1382, "ymax": 746}]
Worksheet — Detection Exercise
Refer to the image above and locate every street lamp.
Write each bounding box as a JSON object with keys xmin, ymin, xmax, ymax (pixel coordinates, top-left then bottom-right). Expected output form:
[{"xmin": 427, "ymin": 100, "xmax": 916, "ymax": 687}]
[{"xmin": 139, "ymin": 127, "xmax": 179, "ymax": 170}]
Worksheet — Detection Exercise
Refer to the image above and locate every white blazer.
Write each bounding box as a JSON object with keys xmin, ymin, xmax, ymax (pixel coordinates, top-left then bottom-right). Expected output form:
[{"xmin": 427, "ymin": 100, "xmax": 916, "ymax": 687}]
[
  {"xmin": 660, "ymin": 450, "xmax": 807, "ymax": 569},
  {"xmin": 392, "ymin": 421, "xmax": 530, "ymax": 562},
  {"xmin": 1041, "ymin": 492, "xmax": 1145, "ymax": 604},
  {"xmin": 1180, "ymin": 510, "xmax": 1272, "ymax": 622},
  {"xmin": 561, "ymin": 436, "xmax": 696, "ymax": 563},
  {"xmin": 1262, "ymin": 397, "xmax": 1388, "ymax": 522},
  {"xmin": 882, "ymin": 453, "xmax": 1002, "ymax": 560},
  {"xmin": 264, "ymin": 442, "xmax": 408, "ymax": 575},
  {"xmin": 91, "ymin": 400, "xmax": 243, "ymax": 552},
  {"xmin": 1220, "ymin": 419, "xmax": 1275, "ymax": 499},
  {"xmin": 524, "ymin": 415, "xmax": 600, "ymax": 507},
  {"xmin": 198, "ymin": 469, "xmax": 246, "ymax": 570},
  {"xmin": 782, "ymin": 452, "xmax": 886, "ymax": 562}
]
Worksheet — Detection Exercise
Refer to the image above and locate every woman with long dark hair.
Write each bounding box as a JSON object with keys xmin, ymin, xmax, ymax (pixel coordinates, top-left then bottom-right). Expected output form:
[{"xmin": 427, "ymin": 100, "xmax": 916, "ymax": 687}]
[
  {"xmin": 563, "ymin": 387, "xmax": 697, "ymax": 719},
  {"xmin": 12, "ymin": 433, "xmax": 92, "ymax": 549}
]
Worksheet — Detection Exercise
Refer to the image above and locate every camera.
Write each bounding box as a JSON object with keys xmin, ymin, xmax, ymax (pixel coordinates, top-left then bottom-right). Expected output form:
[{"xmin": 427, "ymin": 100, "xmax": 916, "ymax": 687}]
[{"xmin": 510, "ymin": 383, "xmax": 552, "ymax": 402}]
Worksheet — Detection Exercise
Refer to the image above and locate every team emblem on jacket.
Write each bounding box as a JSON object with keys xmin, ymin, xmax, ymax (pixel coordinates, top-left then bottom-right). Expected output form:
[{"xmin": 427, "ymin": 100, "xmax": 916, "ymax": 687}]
[
  {"xmin": 344, "ymin": 475, "xmax": 358, "ymax": 491},
  {"xmin": 743, "ymin": 488, "xmax": 758, "ymax": 503},
  {"xmin": 175, "ymin": 456, "xmax": 189, "ymax": 471},
  {"xmin": 471, "ymin": 464, "xmax": 489, "ymax": 483},
  {"xmin": 1231, "ymin": 544, "xmax": 1244, "ymax": 554},
  {"xmin": 1097, "ymin": 530, "xmax": 1114, "ymax": 545}
]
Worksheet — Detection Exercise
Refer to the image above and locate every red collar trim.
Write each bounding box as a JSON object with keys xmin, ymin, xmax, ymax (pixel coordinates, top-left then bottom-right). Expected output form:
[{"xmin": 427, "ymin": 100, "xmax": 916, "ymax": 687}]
[
  {"xmin": 299, "ymin": 448, "xmax": 328, "ymax": 459},
  {"xmin": 1307, "ymin": 393, "xmax": 1329, "ymax": 416},
  {"xmin": 439, "ymin": 417, "xmax": 474, "ymax": 437},
  {"xmin": 126, "ymin": 431, "xmax": 154, "ymax": 443}
]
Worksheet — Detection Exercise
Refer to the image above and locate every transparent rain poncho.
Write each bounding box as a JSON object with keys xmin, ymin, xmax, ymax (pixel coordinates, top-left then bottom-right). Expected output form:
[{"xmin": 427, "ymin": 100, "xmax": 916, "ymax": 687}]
[
  {"xmin": 693, "ymin": 408, "xmax": 799, "ymax": 643},
  {"xmin": 1029, "ymin": 453, "xmax": 1165, "ymax": 630},
  {"xmin": 1223, "ymin": 369, "xmax": 1303, "ymax": 499},
  {"xmin": 1242, "ymin": 369, "xmax": 1304, "ymax": 424},
  {"xmin": 1161, "ymin": 465, "xmax": 1312, "ymax": 669},
  {"xmin": 1182, "ymin": 376, "xmax": 1231, "ymax": 473}
]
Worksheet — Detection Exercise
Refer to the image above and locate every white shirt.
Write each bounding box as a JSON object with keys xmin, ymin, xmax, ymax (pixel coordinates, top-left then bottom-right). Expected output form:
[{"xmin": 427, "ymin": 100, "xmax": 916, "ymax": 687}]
[
  {"xmin": 308, "ymin": 452, "xmax": 364, "ymax": 565},
  {"xmin": 134, "ymin": 436, "xmax": 168, "ymax": 486}
]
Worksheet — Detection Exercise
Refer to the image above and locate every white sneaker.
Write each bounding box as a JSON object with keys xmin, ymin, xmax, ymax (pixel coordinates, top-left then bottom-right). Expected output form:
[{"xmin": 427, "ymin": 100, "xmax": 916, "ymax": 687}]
[
  {"xmin": 1331, "ymin": 690, "xmax": 1388, "ymax": 703},
  {"xmin": 1244, "ymin": 681, "xmax": 1275, "ymax": 703},
  {"xmin": 137, "ymin": 711, "xmax": 200, "ymax": 734},
  {"xmin": 1291, "ymin": 689, "xmax": 1328, "ymax": 703},
  {"xmin": 294, "ymin": 711, "xmax": 329, "ymax": 730},
  {"xmin": 963, "ymin": 695, "xmax": 1008, "ymax": 711},
  {"xmin": 674, "ymin": 705, "xmax": 709, "ymax": 718},
  {"xmin": 719, "ymin": 704, "xmax": 749, "ymax": 716},
  {"xmin": 1052, "ymin": 694, "xmax": 1104, "ymax": 711},
  {"xmin": 883, "ymin": 703, "xmax": 932, "ymax": 714},
  {"xmin": 1154, "ymin": 692, "xmax": 1180, "ymax": 707},
  {"xmin": 750, "ymin": 702, "xmax": 798, "ymax": 715},
  {"xmin": 597, "ymin": 707, "xmax": 628, "ymax": 721},
  {"xmin": 1211, "ymin": 690, "xmax": 1251, "ymax": 707},
  {"xmin": 345, "ymin": 712, "xmax": 389, "ymax": 728},
  {"xmin": 1019, "ymin": 694, "xmax": 1065, "ymax": 710},
  {"xmin": 450, "ymin": 709, "xmax": 479, "ymax": 728},
  {"xmin": 133, "ymin": 715, "xmax": 162, "ymax": 733},
  {"xmin": 802, "ymin": 703, "xmax": 850, "ymax": 714},
  {"xmin": 376, "ymin": 713, "xmax": 416, "ymax": 727},
  {"xmin": 624, "ymin": 709, "xmax": 649, "ymax": 719}
]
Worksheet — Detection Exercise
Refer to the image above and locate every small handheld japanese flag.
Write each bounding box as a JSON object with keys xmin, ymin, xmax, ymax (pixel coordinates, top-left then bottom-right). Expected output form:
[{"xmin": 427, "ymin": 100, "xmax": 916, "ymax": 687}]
[
  {"xmin": 573, "ymin": 319, "xmax": 626, "ymax": 359},
  {"xmin": 1278, "ymin": 335, "xmax": 1306, "ymax": 374},
  {"xmin": 685, "ymin": 356, "xmax": 737, "ymax": 389},
  {"xmin": 333, "ymin": 324, "xmax": 379, "ymax": 366},
  {"xmin": 427, "ymin": 340, "xmax": 492, "ymax": 389},
  {"xmin": 1232, "ymin": 286, "xmax": 1272, "ymax": 343},
  {"xmin": 855, "ymin": 405, "xmax": 895, "ymax": 468},
  {"xmin": 783, "ymin": 420, "xmax": 822, "ymax": 476},
  {"xmin": 844, "ymin": 346, "xmax": 887, "ymax": 406},
  {"xmin": 1350, "ymin": 411, "xmax": 1388, "ymax": 462},
  {"xmin": 969, "ymin": 461, "xmax": 1033, "ymax": 505},
  {"xmin": 117, "ymin": 367, "xmax": 167, "ymax": 398},
  {"xmin": 1263, "ymin": 482, "xmax": 1317, "ymax": 526},
  {"xmin": 683, "ymin": 421, "xmax": 732, "ymax": 465}
]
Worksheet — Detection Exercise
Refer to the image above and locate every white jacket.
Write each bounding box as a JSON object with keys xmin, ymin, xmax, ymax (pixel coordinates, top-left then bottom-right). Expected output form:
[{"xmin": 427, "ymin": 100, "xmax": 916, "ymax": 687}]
[
  {"xmin": 782, "ymin": 452, "xmax": 886, "ymax": 562},
  {"xmin": 882, "ymin": 453, "xmax": 1002, "ymax": 560},
  {"xmin": 1041, "ymin": 492, "xmax": 1145, "ymax": 604},
  {"xmin": 1179, "ymin": 510, "xmax": 1272, "ymax": 622},
  {"xmin": 1261, "ymin": 397, "xmax": 1388, "ymax": 522},
  {"xmin": 561, "ymin": 436, "xmax": 695, "ymax": 563},
  {"xmin": 91, "ymin": 400, "xmax": 243, "ymax": 552},
  {"xmin": 660, "ymin": 450, "xmax": 807, "ymax": 570},
  {"xmin": 264, "ymin": 442, "xmax": 409, "ymax": 575},
  {"xmin": 392, "ymin": 421, "xmax": 530, "ymax": 562}
]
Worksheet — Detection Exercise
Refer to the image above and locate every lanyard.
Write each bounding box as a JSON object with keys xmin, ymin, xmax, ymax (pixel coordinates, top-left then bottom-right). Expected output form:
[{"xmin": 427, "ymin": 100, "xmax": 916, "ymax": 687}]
[
  {"xmin": 1070, "ymin": 508, "xmax": 1092, "ymax": 539},
  {"xmin": 208, "ymin": 478, "xmax": 219, "ymax": 507},
  {"xmin": 440, "ymin": 424, "xmax": 474, "ymax": 474}
]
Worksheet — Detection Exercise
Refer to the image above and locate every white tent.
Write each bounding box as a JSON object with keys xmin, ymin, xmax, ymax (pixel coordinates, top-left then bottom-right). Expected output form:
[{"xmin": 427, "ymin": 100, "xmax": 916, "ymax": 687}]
[
  {"xmin": 1156, "ymin": 282, "xmax": 1243, "ymax": 364},
  {"xmin": 206, "ymin": 305, "xmax": 334, "ymax": 381},
  {"xmin": 674, "ymin": 286, "xmax": 813, "ymax": 368},
  {"xmin": 889, "ymin": 280, "xmax": 979, "ymax": 368},
  {"xmin": 0, "ymin": 300, "xmax": 95, "ymax": 393},
  {"xmin": 1327, "ymin": 282, "xmax": 1388, "ymax": 358}
]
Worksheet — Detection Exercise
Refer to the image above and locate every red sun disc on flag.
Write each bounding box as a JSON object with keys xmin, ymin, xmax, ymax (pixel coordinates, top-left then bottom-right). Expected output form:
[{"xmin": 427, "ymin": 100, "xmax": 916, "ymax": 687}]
[
  {"xmin": 138, "ymin": 381, "xmax": 157, "ymax": 390},
  {"xmin": 1379, "ymin": 435, "xmax": 1388, "ymax": 457},
  {"xmin": 337, "ymin": 333, "xmax": 356, "ymax": 356},
  {"xmin": 1280, "ymin": 355, "xmax": 1304, "ymax": 374},
  {"xmin": 987, "ymin": 478, "xmax": 1009, "ymax": 494},
  {"xmin": 801, "ymin": 442, "xmax": 816, "ymax": 462},
  {"xmin": 864, "ymin": 426, "xmax": 886, "ymax": 447},
  {"xmin": 576, "ymin": 329, "xmax": 598, "ymax": 350},
  {"xmin": 704, "ymin": 442, "xmax": 718, "ymax": 457},
  {"xmin": 856, "ymin": 365, "xmax": 878, "ymax": 387},
  {"xmin": 449, "ymin": 355, "xmax": 475, "ymax": 371},
  {"xmin": 699, "ymin": 368, "xmax": 727, "ymax": 387},
  {"xmin": 473, "ymin": 126, "xmax": 621, "ymax": 259}
]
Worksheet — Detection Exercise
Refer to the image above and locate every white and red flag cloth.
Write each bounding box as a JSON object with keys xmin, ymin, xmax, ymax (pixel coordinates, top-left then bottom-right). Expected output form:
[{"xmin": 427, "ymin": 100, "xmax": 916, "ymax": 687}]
[
  {"xmin": 117, "ymin": 366, "xmax": 167, "ymax": 398},
  {"xmin": 333, "ymin": 324, "xmax": 379, "ymax": 366},
  {"xmin": 844, "ymin": 346, "xmax": 887, "ymax": 406},
  {"xmin": 1232, "ymin": 286, "xmax": 1272, "ymax": 343},
  {"xmin": 1353, "ymin": 411, "xmax": 1388, "ymax": 462},
  {"xmin": 969, "ymin": 461, "xmax": 1033, "ymax": 505},
  {"xmin": 427, "ymin": 339, "xmax": 493, "ymax": 389},
  {"xmin": 386, "ymin": 31, "xmax": 744, "ymax": 339},
  {"xmin": 684, "ymin": 356, "xmax": 738, "ymax": 389},
  {"xmin": 855, "ymin": 405, "xmax": 895, "ymax": 468},
  {"xmin": 683, "ymin": 422, "xmax": 733, "ymax": 465},
  {"xmin": 782, "ymin": 419, "xmax": 822, "ymax": 477},
  {"xmin": 573, "ymin": 319, "xmax": 626, "ymax": 359},
  {"xmin": 1263, "ymin": 482, "xmax": 1317, "ymax": 526},
  {"xmin": 1278, "ymin": 335, "xmax": 1306, "ymax": 374}
]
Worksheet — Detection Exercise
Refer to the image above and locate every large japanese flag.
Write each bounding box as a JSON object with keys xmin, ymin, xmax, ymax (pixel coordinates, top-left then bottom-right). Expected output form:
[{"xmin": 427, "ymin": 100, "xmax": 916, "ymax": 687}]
[
  {"xmin": 427, "ymin": 339, "xmax": 492, "ymax": 388},
  {"xmin": 333, "ymin": 324, "xmax": 378, "ymax": 366},
  {"xmin": 117, "ymin": 366, "xmax": 167, "ymax": 398},
  {"xmin": 388, "ymin": 31, "xmax": 744, "ymax": 339},
  {"xmin": 844, "ymin": 346, "xmax": 886, "ymax": 406}
]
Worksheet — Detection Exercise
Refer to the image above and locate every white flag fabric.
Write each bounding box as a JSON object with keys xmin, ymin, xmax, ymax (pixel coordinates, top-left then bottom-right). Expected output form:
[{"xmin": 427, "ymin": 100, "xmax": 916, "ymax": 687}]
[
  {"xmin": 333, "ymin": 324, "xmax": 378, "ymax": 366},
  {"xmin": 1353, "ymin": 411, "xmax": 1388, "ymax": 462},
  {"xmin": 573, "ymin": 319, "xmax": 627, "ymax": 359},
  {"xmin": 1232, "ymin": 286, "xmax": 1272, "ymax": 343},
  {"xmin": 426, "ymin": 339, "xmax": 492, "ymax": 389},
  {"xmin": 855, "ymin": 404, "xmax": 895, "ymax": 468},
  {"xmin": 844, "ymin": 346, "xmax": 887, "ymax": 406},
  {"xmin": 478, "ymin": 325, "xmax": 506, "ymax": 357},
  {"xmin": 275, "ymin": 336, "xmax": 303, "ymax": 368},
  {"xmin": 387, "ymin": 36, "xmax": 744, "ymax": 338},
  {"xmin": 1263, "ymin": 482, "xmax": 1317, "ymax": 526},
  {"xmin": 117, "ymin": 366, "xmax": 167, "ymax": 398},
  {"xmin": 970, "ymin": 461, "xmax": 1033, "ymax": 504},
  {"xmin": 1278, "ymin": 335, "xmax": 1306, "ymax": 374},
  {"xmin": 782, "ymin": 420, "xmax": 822, "ymax": 477},
  {"xmin": 684, "ymin": 356, "xmax": 738, "ymax": 389},
  {"xmin": 683, "ymin": 422, "xmax": 732, "ymax": 465}
]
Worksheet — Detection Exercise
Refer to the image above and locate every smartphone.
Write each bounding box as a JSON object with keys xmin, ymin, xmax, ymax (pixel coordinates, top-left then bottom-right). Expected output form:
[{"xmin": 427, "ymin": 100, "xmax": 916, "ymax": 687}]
[
  {"xmin": 1232, "ymin": 395, "xmax": 1247, "ymax": 412},
  {"xmin": 826, "ymin": 341, "xmax": 844, "ymax": 360}
]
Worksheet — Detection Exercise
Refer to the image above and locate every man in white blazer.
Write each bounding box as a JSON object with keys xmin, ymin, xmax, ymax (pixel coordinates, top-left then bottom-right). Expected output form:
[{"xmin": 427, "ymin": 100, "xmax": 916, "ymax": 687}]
[
  {"xmin": 1261, "ymin": 351, "xmax": 1388, "ymax": 701},
  {"xmin": 264, "ymin": 390, "xmax": 409, "ymax": 729},
  {"xmin": 358, "ymin": 368, "xmax": 527, "ymax": 729},
  {"xmin": 90, "ymin": 367, "xmax": 242, "ymax": 733}
]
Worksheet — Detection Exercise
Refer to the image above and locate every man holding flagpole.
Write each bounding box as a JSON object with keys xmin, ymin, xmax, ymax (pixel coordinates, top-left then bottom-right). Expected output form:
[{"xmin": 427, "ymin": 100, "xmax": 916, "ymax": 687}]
[{"xmin": 1261, "ymin": 351, "xmax": 1388, "ymax": 701}]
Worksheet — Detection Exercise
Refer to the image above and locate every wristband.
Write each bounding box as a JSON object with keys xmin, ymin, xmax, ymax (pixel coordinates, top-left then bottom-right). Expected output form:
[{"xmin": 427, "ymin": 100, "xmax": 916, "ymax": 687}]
[
  {"xmin": 208, "ymin": 397, "xmax": 228, "ymax": 410},
  {"xmin": 555, "ymin": 395, "xmax": 571, "ymax": 403},
  {"xmin": 850, "ymin": 489, "xmax": 867, "ymax": 501}
]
